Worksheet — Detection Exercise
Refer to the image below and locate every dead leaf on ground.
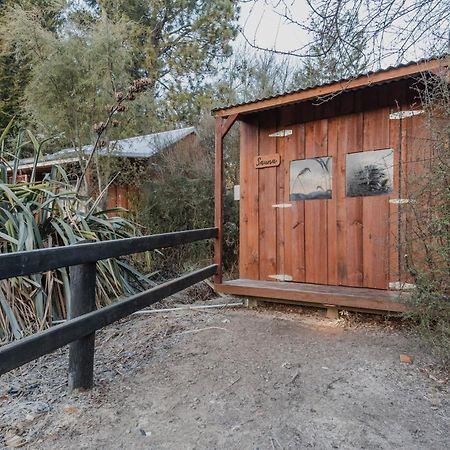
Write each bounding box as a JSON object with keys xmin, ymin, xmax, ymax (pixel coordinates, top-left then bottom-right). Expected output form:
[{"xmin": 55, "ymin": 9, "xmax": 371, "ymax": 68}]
[
  {"xmin": 63, "ymin": 404, "xmax": 79, "ymax": 414},
  {"xmin": 400, "ymin": 353, "xmax": 414, "ymax": 364}
]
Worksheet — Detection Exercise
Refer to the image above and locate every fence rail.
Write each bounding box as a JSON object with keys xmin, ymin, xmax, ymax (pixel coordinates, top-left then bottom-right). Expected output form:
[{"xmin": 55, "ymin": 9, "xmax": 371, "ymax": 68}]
[
  {"xmin": 0, "ymin": 227, "xmax": 218, "ymax": 280},
  {"xmin": 0, "ymin": 227, "xmax": 218, "ymax": 390}
]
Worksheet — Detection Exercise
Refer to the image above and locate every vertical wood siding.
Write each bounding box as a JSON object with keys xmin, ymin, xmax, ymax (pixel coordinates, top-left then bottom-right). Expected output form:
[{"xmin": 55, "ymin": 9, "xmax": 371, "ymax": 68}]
[
  {"xmin": 304, "ymin": 119, "xmax": 329, "ymax": 284},
  {"xmin": 239, "ymin": 118, "xmax": 260, "ymax": 279},
  {"xmin": 238, "ymin": 82, "xmax": 426, "ymax": 289},
  {"xmin": 258, "ymin": 113, "xmax": 278, "ymax": 280},
  {"xmin": 106, "ymin": 184, "xmax": 137, "ymax": 211}
]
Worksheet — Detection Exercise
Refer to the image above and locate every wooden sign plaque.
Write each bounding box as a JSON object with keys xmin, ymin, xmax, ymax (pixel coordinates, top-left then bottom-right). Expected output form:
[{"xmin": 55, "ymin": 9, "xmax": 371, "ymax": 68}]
[{"xmin": 254, "ymin": 154, "xmax": 281, "ymax": 169}]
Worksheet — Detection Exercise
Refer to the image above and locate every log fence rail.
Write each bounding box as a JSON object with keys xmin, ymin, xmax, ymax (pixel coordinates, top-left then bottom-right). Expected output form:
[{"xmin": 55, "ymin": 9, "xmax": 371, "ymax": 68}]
[{"xmin": 0, "ymin": 227, "xmax": 218, "ymax": 391}]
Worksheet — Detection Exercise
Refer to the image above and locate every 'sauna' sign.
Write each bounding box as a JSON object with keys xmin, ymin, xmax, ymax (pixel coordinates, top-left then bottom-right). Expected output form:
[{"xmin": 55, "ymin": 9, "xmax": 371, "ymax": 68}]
[{"xmin": 254, "ymin": 154, "xmax": 281, "ymax": 169}]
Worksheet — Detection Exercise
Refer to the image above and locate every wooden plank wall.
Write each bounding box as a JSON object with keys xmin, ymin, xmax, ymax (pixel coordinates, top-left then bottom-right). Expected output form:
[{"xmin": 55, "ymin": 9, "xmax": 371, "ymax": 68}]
[
  {"xmin": 238, "ymin": 80, "xmax": 422, "ymax": 289},
  {"xmin": 388, "ymin": 104, "xmax": 402, "ymax": 286},
  {"xmin": 106, "ymin": 184, "xmax": 138, "ymax": 211},
  {"xmin": 326, "ymin": 114, "xmax": 338, "ymax": 286},
  {"xmin": 239, "ymin": 118, "xmax": 260, "ymax": 279},
  {"xmin": 400, "ymin": 110, "xmax": 432, "ymax": 284}
]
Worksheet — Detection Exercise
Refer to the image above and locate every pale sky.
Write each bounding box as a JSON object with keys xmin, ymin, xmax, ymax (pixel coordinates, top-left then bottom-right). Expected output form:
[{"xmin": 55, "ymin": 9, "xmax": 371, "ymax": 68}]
[
  {"xmin": 236, "ymin": 0, "xmax": 442, "ymax": 67},
  {"xmin": 238, "ymin": 1, "xmax": 310, "ymax": 55}
]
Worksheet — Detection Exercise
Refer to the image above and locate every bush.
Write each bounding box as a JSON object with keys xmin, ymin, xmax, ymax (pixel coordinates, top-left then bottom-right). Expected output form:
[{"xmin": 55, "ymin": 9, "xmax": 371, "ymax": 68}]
[
  {"xmin": 0, "ymin": 127, "xmax": 151, "ymax": 342},
  {"xmin": 402, "ymin": 73, "xmax": 450, "ymax": 365},
  {"xmin": 135, "ymin": 133, "xmax": 239, "ymax": 276}
]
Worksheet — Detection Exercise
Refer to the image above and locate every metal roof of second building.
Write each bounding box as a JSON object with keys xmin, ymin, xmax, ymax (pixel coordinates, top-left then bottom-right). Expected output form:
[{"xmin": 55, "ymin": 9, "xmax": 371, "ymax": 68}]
[{"xmin": 13, "ymin": 127, "xmax": 196, "ymax": 170}]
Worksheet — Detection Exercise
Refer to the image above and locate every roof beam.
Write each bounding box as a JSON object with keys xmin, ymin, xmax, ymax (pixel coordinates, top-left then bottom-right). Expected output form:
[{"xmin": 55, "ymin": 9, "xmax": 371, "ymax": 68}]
[{"xmin": 221, "ymin": 113, "xmax": 238, "ymax": 137}]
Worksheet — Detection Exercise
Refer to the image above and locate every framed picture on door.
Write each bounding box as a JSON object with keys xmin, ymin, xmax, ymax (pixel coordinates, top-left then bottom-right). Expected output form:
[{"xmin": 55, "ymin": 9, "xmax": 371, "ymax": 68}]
[{"xmin": 289, "ymin": 156, "xmax": 333, "ymax": 200}]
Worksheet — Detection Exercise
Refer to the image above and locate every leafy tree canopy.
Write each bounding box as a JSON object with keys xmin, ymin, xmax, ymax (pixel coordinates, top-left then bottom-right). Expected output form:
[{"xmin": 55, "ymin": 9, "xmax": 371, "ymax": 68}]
[
  {"xmin": 0, "ymin": 0, "xmax": 240, "ymax": 144},
  {"xmin": 0, "ymin": 0, "xmax": 65, "ymax": 130},
  {"xmin": 292, "ymin": 13, "xmax": 368, "ymax": 87}
]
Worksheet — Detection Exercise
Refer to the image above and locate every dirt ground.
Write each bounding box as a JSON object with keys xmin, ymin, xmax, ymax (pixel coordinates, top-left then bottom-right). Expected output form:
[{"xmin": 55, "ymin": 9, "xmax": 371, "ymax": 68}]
[{"xmin": 0, "ymin": 300, "xmax": 449, "ymax": 450}]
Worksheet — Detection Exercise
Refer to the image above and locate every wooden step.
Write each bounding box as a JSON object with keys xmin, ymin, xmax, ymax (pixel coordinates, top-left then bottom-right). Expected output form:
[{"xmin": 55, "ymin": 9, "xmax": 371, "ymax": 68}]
[{"xmin": 215, "ymin": 279, "xmax": 407, "ymax": 313}]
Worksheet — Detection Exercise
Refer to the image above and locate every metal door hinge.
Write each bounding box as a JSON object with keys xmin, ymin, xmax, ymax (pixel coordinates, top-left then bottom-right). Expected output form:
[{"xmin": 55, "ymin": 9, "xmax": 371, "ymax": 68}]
[
  {"xmin": 269, "ymin": 129, "xmax": 293, "ymax": 137},
  {"xmin": 389, "ymin": 110, "xmax": 424, "ymax": 120},
  {"xmin": 269, "ymin": 274, "xmax": 293, "ymax": 281},
  {"xmin": 389, "ymin": 198, "xmax": 413, "ymax": 204},
  {"xmin": 389, "ymin": 281, "xmax": 416, "ymax": 290},
  {"xmin": 272, "ymin": 203, "xmax": 292, "ymax": 208}
]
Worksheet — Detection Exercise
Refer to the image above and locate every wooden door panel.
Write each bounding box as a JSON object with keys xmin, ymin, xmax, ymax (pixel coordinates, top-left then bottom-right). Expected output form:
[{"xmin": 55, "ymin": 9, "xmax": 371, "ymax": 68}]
[
  {"xmin": 304, "ymin": 119, "xmax": 328, "ymax": 284},
  {"xmin": 274, "ymin": 105, "xmax": 396, "ymax": 289},
  {"xmin": 239, "ymin": 119, "xmax": 260, "ymax": 279},
  {"xmin": 362, "ymin": 107, "xmax": 391, "ymax": 289},
  {"xmin": 288, "ymin": 124, "xmax": 306, "ymax": 282},
  {"xmin": 258, "ymin": 114, "xmax": 278, "ymax": 280},
  {"xmin": 342, "ymin": 112, "xmax": 365, "ymax": 287},
  {"xmin": 277, "ymin": 119, "xmax": 306, "ymax": 282},
  {"xmin": 275, "ymin": 117, "xmax": 286, "ymax": 280}
]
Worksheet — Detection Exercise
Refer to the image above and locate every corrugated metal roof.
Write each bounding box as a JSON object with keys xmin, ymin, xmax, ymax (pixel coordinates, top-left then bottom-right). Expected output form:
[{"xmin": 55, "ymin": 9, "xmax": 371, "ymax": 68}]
[
  {"xmin": 14, "ymin": 127, "xmax": 196, "ymax": 169},
  {"xmin": 212, "ymin": 56, "xmax": 446, "ymax": 113}
]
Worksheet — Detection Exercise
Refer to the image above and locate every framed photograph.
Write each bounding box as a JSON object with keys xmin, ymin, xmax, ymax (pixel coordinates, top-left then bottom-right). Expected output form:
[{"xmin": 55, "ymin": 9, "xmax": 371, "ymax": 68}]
[
  {"xmin": 290, "ymin": 157, "xmax": 332, "ymax": 200},
  {"xmin": 346, "ymin": 149, "xmax": 394, "ymax": 197}
]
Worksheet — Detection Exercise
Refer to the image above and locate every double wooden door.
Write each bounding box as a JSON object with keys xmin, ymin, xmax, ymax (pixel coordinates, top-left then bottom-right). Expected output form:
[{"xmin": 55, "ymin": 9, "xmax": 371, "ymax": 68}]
[{"xmin": 240, "ymin": 107, "xmax": 406, "ymax": 290}]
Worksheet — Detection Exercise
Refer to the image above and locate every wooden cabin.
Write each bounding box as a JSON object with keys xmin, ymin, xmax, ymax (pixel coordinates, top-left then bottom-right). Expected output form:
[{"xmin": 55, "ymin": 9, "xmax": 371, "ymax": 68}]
[
  {"xmin": 10, "ymin": 127, "xmax": 197, "ymax": 210},
  {"xmin": 213, "ymin": 57, "xmax": 448, "ymax": 313}
]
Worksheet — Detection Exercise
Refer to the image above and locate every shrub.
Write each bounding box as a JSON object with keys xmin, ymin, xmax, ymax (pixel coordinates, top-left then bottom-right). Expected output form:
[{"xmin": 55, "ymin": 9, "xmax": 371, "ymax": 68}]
[
  {"xmin": 402, "ymin": 73, "xmax": 450, "ymax": 365},
  {"xmin": 0, "ymin": 126, "xmax": 151, "ymax": 342},
  {"xmin": 135, "ymin": 134, "xmax": 239, "ymax": 276}
]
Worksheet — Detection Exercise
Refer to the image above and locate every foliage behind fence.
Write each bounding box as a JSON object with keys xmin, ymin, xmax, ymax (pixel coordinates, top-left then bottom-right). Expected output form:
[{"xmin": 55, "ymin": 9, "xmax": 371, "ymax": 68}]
[{"xmin": 0, "ymin": 129, "xmax": 151, "ymax": 342}]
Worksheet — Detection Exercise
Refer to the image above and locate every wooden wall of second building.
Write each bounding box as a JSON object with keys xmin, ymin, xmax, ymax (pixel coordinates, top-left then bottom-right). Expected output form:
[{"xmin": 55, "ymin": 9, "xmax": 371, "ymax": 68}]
[{"xmin": 106, "ymin": 184, "xmax": 139, "ymax": 211}]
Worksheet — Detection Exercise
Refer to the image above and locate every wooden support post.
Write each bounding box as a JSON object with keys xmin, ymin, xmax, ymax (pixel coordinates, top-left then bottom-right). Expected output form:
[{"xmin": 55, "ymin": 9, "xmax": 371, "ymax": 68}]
[
  {"xmin": 214, "ymin": 113, "xmax": 238, "ymax": 285},
  {"xmin": 326, "ymin": 306, "xmax": 339, "ymax": 320},
  {"xmin": 68, "ymin": 250, "xmax": 96, "ymax": 392},
  {"xmin": 246, "ymin": 298, "xmax": 259, "ymax": 309},
  {"xmin": 214, "ymin": 117, "xmax": 224, "ymax": 284}
]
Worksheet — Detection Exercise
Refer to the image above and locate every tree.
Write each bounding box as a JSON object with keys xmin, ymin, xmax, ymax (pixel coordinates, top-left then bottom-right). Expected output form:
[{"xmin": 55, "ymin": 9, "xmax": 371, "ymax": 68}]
[
  {"xmin": 243, "ymin": 0, "xmax": 449, "ymax": 68},
  {"xmin": 83, "ymin": 0, "xmax": 240, "ymax": 123},
  {"xmin": 216, "ymin": 46, "xmax": 297, "ymax": 104},
  {"xmin": 1, "ymin": 5, "xmax": 140, "ymax": 195},
  {"xmin": 292, "ymin": 13, "xmax": 368, "ymax": 87},
  {"xmin": 0, "ymin": 0, "xmax": 240, "ymax": 135},
  {"xmin": 0, "ymin": 0, "xmax": 64, "ymax": 130},
  {"xmin": 0, "ymin": 1, "xmax": 239, "ymax": 197}
]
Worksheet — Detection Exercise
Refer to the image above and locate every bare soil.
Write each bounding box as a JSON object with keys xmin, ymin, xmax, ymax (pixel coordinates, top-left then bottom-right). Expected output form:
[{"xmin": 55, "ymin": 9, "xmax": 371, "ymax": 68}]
[{"xmin": 0, "ymin": 301, "xmax": 448, "ymax": 449}]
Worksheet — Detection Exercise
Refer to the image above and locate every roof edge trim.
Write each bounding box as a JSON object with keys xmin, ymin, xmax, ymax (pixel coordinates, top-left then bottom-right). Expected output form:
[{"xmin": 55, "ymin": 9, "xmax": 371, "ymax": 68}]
[{"xmin": 213, "ymin": 57, "xmax": 448, "ymax": 118}]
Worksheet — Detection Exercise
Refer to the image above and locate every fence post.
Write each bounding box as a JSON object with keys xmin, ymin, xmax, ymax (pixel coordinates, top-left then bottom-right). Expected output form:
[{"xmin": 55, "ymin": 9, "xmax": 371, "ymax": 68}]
[{"xmin": 68, "ymin": 244, "xmax": 96, "ymax": 392}]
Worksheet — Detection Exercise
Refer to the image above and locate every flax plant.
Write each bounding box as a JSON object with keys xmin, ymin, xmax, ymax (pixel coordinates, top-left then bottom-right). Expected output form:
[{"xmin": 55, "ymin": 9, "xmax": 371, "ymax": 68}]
[{"xmin": 0, "ymin": 123, "xmax": 152, "ymax": 342}]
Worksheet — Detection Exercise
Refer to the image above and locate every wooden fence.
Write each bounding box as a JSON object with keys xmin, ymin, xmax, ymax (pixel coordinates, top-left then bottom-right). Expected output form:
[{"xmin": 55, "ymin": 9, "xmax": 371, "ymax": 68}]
[{"xmin": 0, "ymin": 227, "xmax": 218, "ymax": 391}]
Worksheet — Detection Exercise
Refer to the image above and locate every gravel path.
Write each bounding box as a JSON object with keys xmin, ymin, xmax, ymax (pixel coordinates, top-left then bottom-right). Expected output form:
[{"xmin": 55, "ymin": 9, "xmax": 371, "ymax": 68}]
[{"xmin": 1, "ymin": 303, "xmax": 448, "ymax": 449}]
